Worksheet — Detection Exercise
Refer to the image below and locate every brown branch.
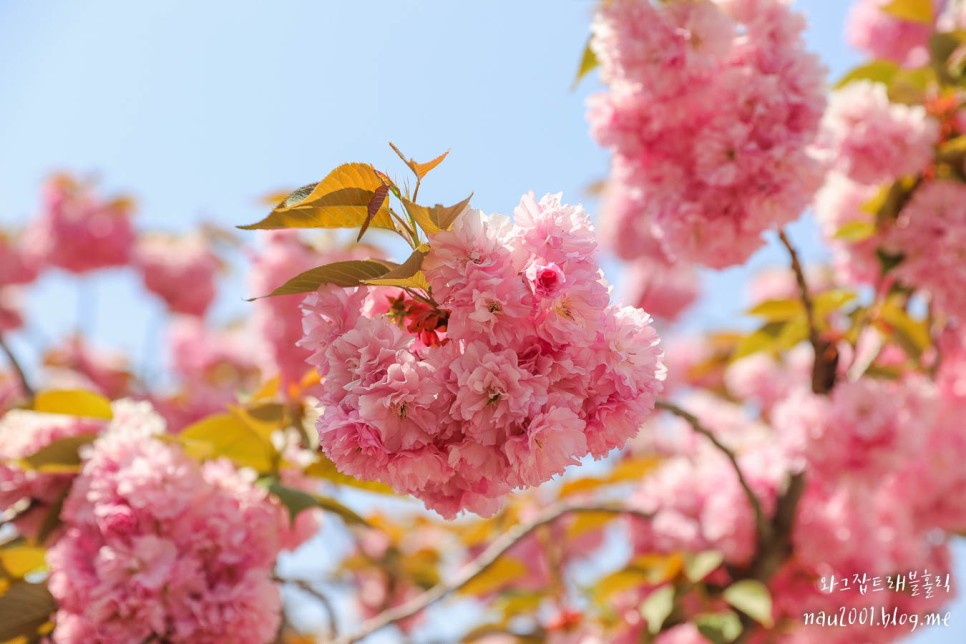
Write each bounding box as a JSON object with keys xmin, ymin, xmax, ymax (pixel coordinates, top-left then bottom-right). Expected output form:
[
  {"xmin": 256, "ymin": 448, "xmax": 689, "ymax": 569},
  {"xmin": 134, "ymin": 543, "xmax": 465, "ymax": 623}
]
[
  {"xmin": 335, "ymin": 502, "xmax": 654, "ymax": 644},
  {"xmin": 275, "ymin": 576, "xmax": 339, "ymax": 641},
  {"xmin": 655, "ymin": 400, "xmax": 771, "ymax": 543},
  {"xmin": 0, "ymin": 333, "xmax": 34, "ymax": 400},
  {"xmin": 777, "ymin": 229, "xmax": 837, "ymax": 394}
]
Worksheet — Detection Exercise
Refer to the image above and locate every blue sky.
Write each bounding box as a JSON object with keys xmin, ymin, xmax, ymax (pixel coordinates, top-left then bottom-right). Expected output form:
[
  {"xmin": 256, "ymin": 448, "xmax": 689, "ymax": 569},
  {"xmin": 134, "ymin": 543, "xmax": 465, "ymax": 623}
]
[{"xmin": 0, "ymin": 1, "xmax": 961, "ymax": 641}]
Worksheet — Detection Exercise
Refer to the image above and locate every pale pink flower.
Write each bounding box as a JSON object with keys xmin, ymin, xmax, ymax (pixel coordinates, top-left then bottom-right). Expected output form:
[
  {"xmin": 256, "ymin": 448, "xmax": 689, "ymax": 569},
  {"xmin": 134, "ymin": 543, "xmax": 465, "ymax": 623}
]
[
  {"xmin": 134, "ymin": 232, "xmax": 220, "ymax": 317},
  {"xmin": 847, "ymin": 0, "xmax": 934, "ymax": 67}
]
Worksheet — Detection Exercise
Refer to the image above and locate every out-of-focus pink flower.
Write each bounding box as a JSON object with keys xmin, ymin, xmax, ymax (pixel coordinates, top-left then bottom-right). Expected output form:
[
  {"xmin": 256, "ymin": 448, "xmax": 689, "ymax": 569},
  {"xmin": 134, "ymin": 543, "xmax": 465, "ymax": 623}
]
[
  {"xmin": 847, "ymin": 0, "xmax": 935, "ymax": 67},
  {"xmin": 589, "ymin": 0, "xmax": 827, "ymax": 268},
  {"xmin": 26, "ymin": 174, "xmax": 135, "ymax": 274},
  {"xmin": 48, "ymin": 420, "xmax": 287, "ymax": 644},
  {"xmin": 44, "ymin": 335, "xmax": 133, "ymax": 400},
  {"xmin": 887, "ymin": 180, "xmax": 966, "ymax": 319},
  {"xmin": 821, "ymin": 81, "xmax": 939, "ymax": 186},
  {"xmin": 0, "ymin": 231, "xmax": 42, "ymax": 286},
  {"xmin": 134, "ymin": 232, "xmax": 220, "ymax": 317}
]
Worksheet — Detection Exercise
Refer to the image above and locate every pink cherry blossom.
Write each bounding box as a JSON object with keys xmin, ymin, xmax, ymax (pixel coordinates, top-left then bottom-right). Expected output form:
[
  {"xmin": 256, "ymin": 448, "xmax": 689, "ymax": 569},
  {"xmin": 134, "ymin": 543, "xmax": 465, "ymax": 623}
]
[{"xmin": 134, "ymin": 232, "xmax": 220, "ymax": 317}]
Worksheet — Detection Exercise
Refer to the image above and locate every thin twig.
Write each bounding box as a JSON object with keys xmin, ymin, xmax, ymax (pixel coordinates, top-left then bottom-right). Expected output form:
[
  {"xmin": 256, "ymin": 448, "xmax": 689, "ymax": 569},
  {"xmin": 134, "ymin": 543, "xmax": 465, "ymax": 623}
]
[
  {"xmin": 777, "ymin": 229, "xmax": 837, "ymax": 394},
  {"xmin": 275, "ymin": 576, "xmax": 339, "ymax": 641},
  {"xmin": 655, "ymin": 400, "xmax": 770, "ymax": 543},
  {"xmin": 335, "ymin": 502, "xmax": 654, "ymax": 644},
  {"xmin": 0, "ymin": 333, "xmax": 34, "ymax": 399}
]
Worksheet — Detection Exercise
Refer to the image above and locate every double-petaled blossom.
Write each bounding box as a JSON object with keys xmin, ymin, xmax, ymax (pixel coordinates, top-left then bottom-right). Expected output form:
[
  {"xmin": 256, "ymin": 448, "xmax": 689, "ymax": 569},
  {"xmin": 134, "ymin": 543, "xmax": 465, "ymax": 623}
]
[
  {"xmin": 300, "ymin": 194, "xmax": 665, "ymax": 517},
  {"xmin": 588, "ymin": 0, "xmax": 827, "ymax": 268}
]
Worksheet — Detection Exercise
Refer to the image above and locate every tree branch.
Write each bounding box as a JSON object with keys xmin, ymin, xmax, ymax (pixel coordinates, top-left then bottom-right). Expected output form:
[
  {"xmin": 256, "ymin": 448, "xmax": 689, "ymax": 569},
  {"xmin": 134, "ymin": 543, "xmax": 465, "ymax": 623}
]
[
  {"xmin": 0, "ymin": 333, "xmax": 34, "ymax": 400},
  {"xmin": 335, "ymin": 502, "xmax": 654, "ymax": 644},
  {"xmin": 655, "ymin": 400, "xmax": 770, "ymax": 543},
  {"xmin": 275, "ymin": 576, "xmax": 339, "ymax": 641},
  {"xmin": 777, "ymin": 229, "xmax": 837, "ymax": 394}
]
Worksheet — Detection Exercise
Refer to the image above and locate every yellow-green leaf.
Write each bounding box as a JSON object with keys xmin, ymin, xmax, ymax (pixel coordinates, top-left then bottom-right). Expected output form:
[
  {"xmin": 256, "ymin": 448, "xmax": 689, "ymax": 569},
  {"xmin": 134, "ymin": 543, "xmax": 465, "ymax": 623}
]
[
  {"xmin": 695, "ymin": 610, "xmax": 743, "ymax": 644},
  {"xmin": 747, "ymin": 299, "xmax": 802, "ymax": 322},
  {"xmin": 178, "ymin": 413, "xmax": 276, "ymax": 473},
  {"xmin": 0, "ymin": 582, "xmax": 56, "ymax": 642},
  {"xmin": 401, "ymin": 194, "xmax": 472, "ymax": 235},
  {"xmin": 238, "ymin": 163, "xmax": 395, "ymax": 232},
  {"xmin": 255, "ymin": 259, "xmax": 391, "ymax": 298},
  {"xmin": 0, "ymin": 547, "xmax": 46, "ymax": 578},
  {"xmin": 389, "ymin": 142, "xmax": 450, "ymax": 180},
  {"xmin": 572, "ymin": 36, "xmax": 599, "ymax": 89},
  {"xmin": 834, "ymin": 220, "xmax": 877, "ymax": 242},
  {"xmin": 19, "ymin": 434, "xmax": 96, "ymax": 472},
  {"xmin": 877, "ymin": 302, "xmax": 931, "ymax": 358},
  {"xmin": 267, "ymin": 482, "xmax": 370, "ymax": 527},
  {"xmin": 303, "ymin": 456, "xmax": 397, "ymax": 496},
  {"xmin": 835, "ymin": 60, "xmax": 900, "ymax": 88},
  {"xmin": 33, "ymin": 390, "xmax": 113, "ymax": 420},
  {"xmin": 459, "ymin": 557, "xmax": 527, "ymax": 596},
  {"xmin": 363, "ymin": 245, "xmax": 431, "ymax": 290},
  {"xmin": 566, "ymin": 510, "xmax": 619, "ymax": 539},
  {"xmin": 723, "ymin": 579, "xmax": 774, "ymax": 628},
  {"xmin": 881, "ymin": 0, "xmax": 934, "ymax": 23},
  {"xmin": 813, "ymin": 290, "xmax": 858, "ymax": 319},
  {"xmin": 683, "ymin": 550, "xmax": 724, "ymax": 583},
  {"xmin": 640, "ymin": 585, "xmax": 675, "ymax": 634}
]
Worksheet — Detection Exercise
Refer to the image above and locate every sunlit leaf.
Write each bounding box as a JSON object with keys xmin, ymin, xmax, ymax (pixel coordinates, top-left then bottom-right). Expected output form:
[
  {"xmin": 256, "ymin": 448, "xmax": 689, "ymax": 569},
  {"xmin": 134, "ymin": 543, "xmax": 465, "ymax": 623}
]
[
  {"xmin": 33, "ymin": 390, "xmax": 113, "ymax": 420},
  {"xmin": 303, "ymin": 456, "xmax": 397, "ymax": 496},
  {"xmin": 813, "ymin": 290, "xmax": 858, "ymax": 318},
  {"xmin": 566, "ymin": 511, "xmax": 619, "ymax": 539},
  {"xmin": 267, "ymin": 482, "xmax": 370, "ymax": 527},
  {"xmin": 19, "ymin": 434, "xmax": 95, "ymax": 472},
  {"xmin": 881, "ymin": 0, "xmax": 933, "ymax": 24},
  {"xmin": 695, "ymin": 610, "xmax": 743, "ymax": 644},
  {"xmin": 401, "ymin": 194, "xmax": 472, "ymax": 235},
  {"xmin": 747, "ymin": 299, "xmax": 802, "ymax": 322},
  {"xmin": 178, "ymin": 413, "xmax": 276, "ymax": 473},
  {"xmin": 628, "ymin": 553, "xmax": 684, "ymax": 585},
  {"xmin": 389, "ymin": 142, "xmax": 451, "ymax": 180},
  {"xmin": 834, "ymin": 220, "xmax": 877, "ymax": 242},
  {"xmin": 560, "ymin": 456, "xmax": 662, "ymax": 496},
  {"xmin": 459, "ymin": 557, "xmax": 528, "ymax": 596},
  {"xmin": 683, "ymin": 550, "xmax": 724, "ymax": 583},
  {"xmin": 0, "ymin": 547, "xmax": 47, "ymax": 578},
  {"xmin": 723, "ymin": 579, "xmax": 774, "ymax": 628},
  {"xmin": 595, "ymin": 568, "xmax": 651, "ymax": 602},
  {"xmin": 835, "ymin": 60, "xmax": 900, "ymax": 88},
  {"xmin": 572, "ymin": 36, "xmax": 599, "ymax": 89},
  {"xmin": 254, "ymin": 260, "xmax": 391, "ymax": 298},
  {"xmin": 877, "ymin": 302, "xmax": 931, "ymax": 359},
  {"xmin": 238, "ymin": 163, "xmax": 395, "ymax": 232},
  {"xmin": 363, "ymin": 245, "xmax": 430, "ymax": 290},
  {"xmin": 640, "ymin": 585, "xmax": 675, "ymax": 634},
  {"xmin": 0, "ymin": 582, "xmax": 56, "ymax": 642},
  {"xmin": 358, "ymin": 183, "xmax": 391, "ymax": 242}
]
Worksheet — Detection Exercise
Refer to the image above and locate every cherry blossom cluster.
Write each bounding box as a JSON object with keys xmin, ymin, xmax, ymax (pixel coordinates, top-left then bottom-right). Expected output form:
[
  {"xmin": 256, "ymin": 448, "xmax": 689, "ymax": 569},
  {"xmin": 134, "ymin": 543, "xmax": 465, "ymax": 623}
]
[
  {"xmin": 300, "ymin": 193, "xmax": 665, "ymax": 517},
  {"xmin": 42, "ymin": 401, "xmax": 289, "ymax": 644},
  {"xmin": 587, "ymin": 0, "xmax": 827, "ymax": 268}
]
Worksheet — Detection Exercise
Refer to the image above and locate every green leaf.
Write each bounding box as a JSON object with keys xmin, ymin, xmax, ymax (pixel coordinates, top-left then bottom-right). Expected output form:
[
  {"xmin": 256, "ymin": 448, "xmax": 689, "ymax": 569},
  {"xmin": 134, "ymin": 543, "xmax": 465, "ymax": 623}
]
[
  {"xmin": 695, "ymin": 610, "xmax": 743, "ymax": 644},
  {"xmin": 747, "ymin": 299, "xmax": 802, "ymax": 322},
  {"xmin": 723, "ymin": 579, "xmax": 774, "ymax": 628},
  {"xmin": 303, "ymin": 456, "xmax": 397, "ymax": 495},
  {"xmin": 178, "ymin": 413, "xmax": 276, "ymax": 473},
  {"xmin": 19, "ymin": 434, "xmax": 96, "ymax": 472},
  {"xmin": 683, "ymin": 550, "xmax": 724, "ymax": 583},
  {"xmin": 254, "ymin": 259, "xmax": 391, "ymax": 298},
  {"xmin": 835, "ymin": 59, "xmax": 900, "ymax": 88},
  {"xmin": 640, "ymin": 585, "xmax": 675, "ymax": 635},
  {"xmin": 357, "ymin": 183, "xmax": 391, "ymax": 242},
  {"xmin": 388, "ymin": 142, "xmax": 451, "ymax": 180},
  {"xmin": 834, "ymin": 220, "xmax": 877, "ymax": 242},
  {"xmin": 732, "ymin": 320, "xmax": 792, "ymax": 360},
  {"xmin": 881, "ymin": 0, "xmax": 933, "ymax": 24},
  {"xmin": 0, "ymin": 581, "xmax": 56, "ymax": 642},
  {"xmin": 813, "ymin": 290, "xmax": 858, "ymax": 319},
  {"xmin": 238, "ymin": 163, "xmax": 395, "ymax": 232},
  {"xmin": 267, "ymin": 482, "xmax": 370, "ymax": 527},
  {"xmin": 572, "ymin": 36, "xmax": 599, "ymax": 89},
  {"xmin": 401, "ymin": 194, "xmax": 472, "ymax": 235},
  {"xmin": 33, "ymin": 389, "xmax": 113, "ymax": 420}
]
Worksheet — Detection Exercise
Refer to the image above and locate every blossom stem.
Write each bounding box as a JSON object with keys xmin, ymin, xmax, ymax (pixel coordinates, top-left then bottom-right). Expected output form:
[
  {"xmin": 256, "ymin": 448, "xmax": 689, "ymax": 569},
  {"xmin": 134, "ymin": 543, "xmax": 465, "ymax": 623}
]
[
  {"xmin": 777, "ymin": 229, "xmax": 836, "ymax": 394},
  {"xmin": 654, "ymin": 400, "xmax": 770, "ymax": 543},
  {"xmin": 335, "ymin": 503, "xmax": 654, "ymax": 644},
  {"xmin": 0, "ymin": 333, "xmax": 35, "ymax": 400}
]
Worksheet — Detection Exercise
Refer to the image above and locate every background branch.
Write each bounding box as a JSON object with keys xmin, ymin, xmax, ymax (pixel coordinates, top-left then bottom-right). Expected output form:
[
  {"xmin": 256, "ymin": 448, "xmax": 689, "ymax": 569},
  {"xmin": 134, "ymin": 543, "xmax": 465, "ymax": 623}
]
[
  {"xmin": 335, "ymin": 502, "xmax": 654, "ymax": 644},
  {"xmin": 0, "ymin": 333, "xmax": 34, "ymax": 400}
]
